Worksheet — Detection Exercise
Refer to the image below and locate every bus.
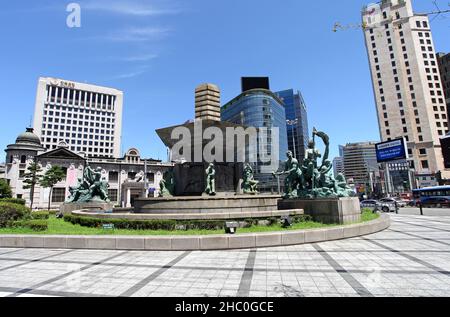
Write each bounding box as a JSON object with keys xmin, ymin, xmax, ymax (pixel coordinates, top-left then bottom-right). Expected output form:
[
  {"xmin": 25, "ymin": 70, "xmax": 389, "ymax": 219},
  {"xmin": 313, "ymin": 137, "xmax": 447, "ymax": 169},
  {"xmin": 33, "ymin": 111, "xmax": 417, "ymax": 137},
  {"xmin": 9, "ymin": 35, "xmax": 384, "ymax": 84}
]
[{"xmin": 412, "ymin": 186, "xmax": 450, "ymax": 208}]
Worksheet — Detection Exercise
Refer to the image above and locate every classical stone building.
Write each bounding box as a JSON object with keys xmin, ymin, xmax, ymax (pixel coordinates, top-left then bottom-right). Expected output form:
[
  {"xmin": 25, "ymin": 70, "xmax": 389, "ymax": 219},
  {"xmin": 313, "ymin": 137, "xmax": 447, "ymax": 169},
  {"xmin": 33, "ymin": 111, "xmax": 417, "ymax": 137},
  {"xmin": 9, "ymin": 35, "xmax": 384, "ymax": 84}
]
[{"xmin": 4, "ymin": 128, "xmax": 173, "ymax": 210}]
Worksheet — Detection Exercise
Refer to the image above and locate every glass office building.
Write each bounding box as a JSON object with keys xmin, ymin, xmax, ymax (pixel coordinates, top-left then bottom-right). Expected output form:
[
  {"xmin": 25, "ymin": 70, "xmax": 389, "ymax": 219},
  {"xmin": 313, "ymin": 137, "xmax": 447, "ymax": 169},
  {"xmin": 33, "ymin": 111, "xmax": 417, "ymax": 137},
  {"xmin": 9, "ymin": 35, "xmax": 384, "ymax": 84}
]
[
  {"xmin": 275, "ymin": 89, "xmax": 309, "ymax": 161},
  {"xmin": 221, "ymin": 89, "xmax": 288, "ymax": 192}
]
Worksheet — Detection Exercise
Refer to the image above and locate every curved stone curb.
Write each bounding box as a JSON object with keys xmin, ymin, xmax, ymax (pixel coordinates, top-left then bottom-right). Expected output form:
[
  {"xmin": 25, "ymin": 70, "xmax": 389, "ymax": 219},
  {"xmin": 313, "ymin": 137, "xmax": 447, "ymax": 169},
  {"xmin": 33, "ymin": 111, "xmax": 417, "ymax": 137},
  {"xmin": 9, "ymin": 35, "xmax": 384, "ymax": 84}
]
[
  {"xmin": 72, "ymin": 209, "xmax": 305, "ymax": 221},
  {"xmin": 0, "ymin": 214, "xmax": 390, "ymax": 251}
]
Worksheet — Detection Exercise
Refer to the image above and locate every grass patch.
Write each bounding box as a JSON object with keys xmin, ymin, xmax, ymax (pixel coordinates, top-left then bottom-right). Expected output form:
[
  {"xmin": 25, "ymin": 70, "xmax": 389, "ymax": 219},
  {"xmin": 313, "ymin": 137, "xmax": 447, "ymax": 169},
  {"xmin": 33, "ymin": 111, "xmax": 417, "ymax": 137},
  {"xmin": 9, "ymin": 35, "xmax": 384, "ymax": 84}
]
[{"xmin": 0, "ymin": 210, "xmax": 380, "ymax": 236}]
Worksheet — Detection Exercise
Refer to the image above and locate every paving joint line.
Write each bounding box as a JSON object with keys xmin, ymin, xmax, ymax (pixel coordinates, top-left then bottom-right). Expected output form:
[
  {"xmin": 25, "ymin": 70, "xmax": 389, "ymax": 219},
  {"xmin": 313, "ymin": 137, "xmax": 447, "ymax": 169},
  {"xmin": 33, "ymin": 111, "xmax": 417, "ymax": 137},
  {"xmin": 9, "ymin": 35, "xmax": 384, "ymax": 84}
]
[
  {"xmin": 6, "ymin": 251, "xmax": 128, "ymax": 297},
  {"xmin": 236, "ymin": 250, "xmax": 257, "ymax": 297},
  {"xmin": 313, "ymin": 244, "xmax": 374, "ymax": 297},
  {"xmin": 120, "ymin": 251, "xmax": 191, "ymax": 297}
]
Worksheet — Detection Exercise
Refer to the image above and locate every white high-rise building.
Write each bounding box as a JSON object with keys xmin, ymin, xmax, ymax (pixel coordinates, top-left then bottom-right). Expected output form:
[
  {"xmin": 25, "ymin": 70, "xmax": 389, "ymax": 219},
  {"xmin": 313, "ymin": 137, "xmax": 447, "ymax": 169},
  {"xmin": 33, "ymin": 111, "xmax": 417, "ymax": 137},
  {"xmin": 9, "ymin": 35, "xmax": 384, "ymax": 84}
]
[
  {"xmin": 362, "ymin": 0, "xmax": 448, "ymax": 181},
  {"xmin": 33, "ymin": 77, "xmax": 123, "ymax": 158}
]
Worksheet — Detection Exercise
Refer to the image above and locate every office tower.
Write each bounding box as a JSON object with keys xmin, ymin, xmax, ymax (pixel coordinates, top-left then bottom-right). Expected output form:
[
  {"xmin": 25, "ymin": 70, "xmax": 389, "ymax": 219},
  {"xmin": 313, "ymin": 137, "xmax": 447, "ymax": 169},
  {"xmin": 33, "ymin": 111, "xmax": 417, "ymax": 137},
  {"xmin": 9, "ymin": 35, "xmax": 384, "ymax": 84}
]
[
  {"xmin": 437, "ymin": 53, "xmax": 450, "ymax": 122},
  {"xmin": 333, "ymin": 156, "xmax": 345, "ymax": 178},
  {"xmin": 33, "ymin": 77, "xmax": 123, "ymax": 158},
  {"xmin": 195, "ymin": 83, "xmax": 221, "ymax": 122},
  {"xmin": 222, "ymin": 88, "xmax": 288, "ymax": 192},
  {"xmin": 343, "ymin": 142, "xmax": 379, "ymax": 194},
  {"xmin": 275, "ymin": 89, "xmax": 309, "ymax": 161},
  {"xmin": 362, "ymin": 0, "xmax": 448, "ymax": 183}
]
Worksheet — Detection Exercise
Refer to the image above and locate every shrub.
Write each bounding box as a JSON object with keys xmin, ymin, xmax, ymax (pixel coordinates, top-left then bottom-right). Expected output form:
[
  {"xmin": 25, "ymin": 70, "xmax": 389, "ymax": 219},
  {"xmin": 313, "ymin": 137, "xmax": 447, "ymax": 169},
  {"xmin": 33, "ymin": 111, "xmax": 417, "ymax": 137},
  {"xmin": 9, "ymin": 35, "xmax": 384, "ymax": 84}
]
[
  {"xmin": 13, "ymin": 220, "xmax": 48, "ymax": 231},
  {"xmin": 63, "ymin": 214, "xmax": 314, "ymax": 231},
  {"xmin": 31, "ymin": 211, "xmax": 50, "ymax": 220},
  {"xmin": 64, "ymin": 215, "xmax": 231, "ymax": 231},
  {"xmin": 0, "ymin": 202, "xmax": 31, "ymax": 227},
  {"xmin": 0, "ymin": 198, "xmax": 26, "ymax": 206}
]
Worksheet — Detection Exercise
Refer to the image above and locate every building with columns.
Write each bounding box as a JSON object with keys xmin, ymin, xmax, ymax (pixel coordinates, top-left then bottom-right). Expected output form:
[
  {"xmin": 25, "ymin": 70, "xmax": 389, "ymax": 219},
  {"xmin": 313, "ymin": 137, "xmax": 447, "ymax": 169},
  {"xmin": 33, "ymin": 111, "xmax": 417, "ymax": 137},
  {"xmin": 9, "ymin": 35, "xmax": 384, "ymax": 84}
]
[{"xmin": 4, "ymin": 128, "xmax": 173, "ymax": 210}]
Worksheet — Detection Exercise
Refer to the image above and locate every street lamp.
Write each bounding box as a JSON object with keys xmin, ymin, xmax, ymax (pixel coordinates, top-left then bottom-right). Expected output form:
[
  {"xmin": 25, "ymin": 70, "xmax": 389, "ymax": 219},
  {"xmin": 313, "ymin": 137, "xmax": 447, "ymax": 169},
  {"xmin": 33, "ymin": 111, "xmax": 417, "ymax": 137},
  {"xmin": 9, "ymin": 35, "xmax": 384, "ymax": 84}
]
[{"xmin": 286, "ymin": 119, "xmax": 299, "ymax": 159}]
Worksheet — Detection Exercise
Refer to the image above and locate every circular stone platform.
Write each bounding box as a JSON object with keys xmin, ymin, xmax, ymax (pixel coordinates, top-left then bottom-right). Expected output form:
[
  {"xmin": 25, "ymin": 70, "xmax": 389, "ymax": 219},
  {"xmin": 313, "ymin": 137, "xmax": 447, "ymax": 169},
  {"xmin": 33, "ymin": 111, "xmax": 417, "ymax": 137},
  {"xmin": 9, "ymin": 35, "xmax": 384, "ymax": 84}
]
[
  {"xmin": 133, "ymin": 195, "xmax": 281, "ymax": 215},
  {"xmin": 72, "ymin": 209, "xmax": 304, "ymax": 220},
  {"xmin": 0, "ymin": 215, "xmax": 390, "ymax": 251}
]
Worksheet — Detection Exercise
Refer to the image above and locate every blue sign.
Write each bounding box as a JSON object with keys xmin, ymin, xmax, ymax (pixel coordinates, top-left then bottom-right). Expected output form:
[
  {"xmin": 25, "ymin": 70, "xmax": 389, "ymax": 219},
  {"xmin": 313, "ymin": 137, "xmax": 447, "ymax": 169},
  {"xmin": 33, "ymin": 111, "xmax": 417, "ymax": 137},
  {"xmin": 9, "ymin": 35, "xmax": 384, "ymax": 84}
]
[{"xmin": 376, "ymin": 138, "xmax": 408, "ymax": 163}]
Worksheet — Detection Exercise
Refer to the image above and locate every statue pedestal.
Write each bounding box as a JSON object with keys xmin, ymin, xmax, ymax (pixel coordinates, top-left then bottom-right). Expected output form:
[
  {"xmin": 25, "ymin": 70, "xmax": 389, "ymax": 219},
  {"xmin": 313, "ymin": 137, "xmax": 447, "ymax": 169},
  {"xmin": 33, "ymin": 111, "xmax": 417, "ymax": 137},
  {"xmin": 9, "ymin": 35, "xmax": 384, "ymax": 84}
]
[
  {"xmin": 278, "ymin": 197, "xmax": 361, "ymax": 224},
  {"xmin": 60, "ymin": 202, "xmax": 116, "ymax": 214}
]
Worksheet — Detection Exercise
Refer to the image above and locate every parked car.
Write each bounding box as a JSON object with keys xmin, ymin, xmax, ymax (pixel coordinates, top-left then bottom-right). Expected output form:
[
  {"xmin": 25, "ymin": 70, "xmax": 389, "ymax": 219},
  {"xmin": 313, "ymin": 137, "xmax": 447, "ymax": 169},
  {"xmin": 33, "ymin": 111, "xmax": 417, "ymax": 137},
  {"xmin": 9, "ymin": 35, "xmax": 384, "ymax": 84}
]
[
  {"xmin": 379, "ymin": 197, "xmax": 407, "ymax": 208},
  {"xmin": 360, "ymin": 200, "xmax": 397, "ymax": 213}
]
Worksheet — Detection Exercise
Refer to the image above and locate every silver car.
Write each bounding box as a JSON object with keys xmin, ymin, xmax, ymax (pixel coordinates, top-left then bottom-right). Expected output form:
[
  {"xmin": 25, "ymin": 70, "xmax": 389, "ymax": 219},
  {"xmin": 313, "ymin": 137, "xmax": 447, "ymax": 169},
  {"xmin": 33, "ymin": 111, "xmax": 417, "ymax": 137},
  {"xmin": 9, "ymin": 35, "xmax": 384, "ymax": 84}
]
[
  {"xmin": 360, "ymin": 200, "xmax": 397, "ymax": 213},
  {"xmin": 379, "ymin": 197, "xmax": 407, "ymax": 208}
]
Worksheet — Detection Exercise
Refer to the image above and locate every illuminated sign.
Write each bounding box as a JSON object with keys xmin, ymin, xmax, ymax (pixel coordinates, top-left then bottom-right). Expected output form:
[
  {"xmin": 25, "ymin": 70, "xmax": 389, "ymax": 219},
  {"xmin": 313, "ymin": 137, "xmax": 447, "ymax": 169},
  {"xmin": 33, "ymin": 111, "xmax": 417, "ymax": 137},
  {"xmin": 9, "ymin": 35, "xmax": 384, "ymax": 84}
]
[{"xmin": 376, "ymin": 138, "xmax": 408, "ymax": 163}]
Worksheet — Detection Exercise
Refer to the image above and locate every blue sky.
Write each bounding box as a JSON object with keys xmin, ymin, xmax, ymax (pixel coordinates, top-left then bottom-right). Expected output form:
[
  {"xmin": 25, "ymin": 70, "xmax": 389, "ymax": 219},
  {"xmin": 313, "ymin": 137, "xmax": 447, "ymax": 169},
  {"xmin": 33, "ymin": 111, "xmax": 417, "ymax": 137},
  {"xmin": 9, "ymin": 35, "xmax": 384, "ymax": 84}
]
[{"xmin": 0, "ymin": 0, "xmax": 449, "ymax": 162}]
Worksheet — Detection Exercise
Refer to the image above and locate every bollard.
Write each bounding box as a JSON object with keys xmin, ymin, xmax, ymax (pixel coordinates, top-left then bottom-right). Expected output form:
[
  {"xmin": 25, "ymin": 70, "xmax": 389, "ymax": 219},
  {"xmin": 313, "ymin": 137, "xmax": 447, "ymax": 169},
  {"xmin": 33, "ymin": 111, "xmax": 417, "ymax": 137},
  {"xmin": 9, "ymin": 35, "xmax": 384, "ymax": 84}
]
[{"xmin": 419, "ymin": 203, "xmax": 424, "ymax": 216}]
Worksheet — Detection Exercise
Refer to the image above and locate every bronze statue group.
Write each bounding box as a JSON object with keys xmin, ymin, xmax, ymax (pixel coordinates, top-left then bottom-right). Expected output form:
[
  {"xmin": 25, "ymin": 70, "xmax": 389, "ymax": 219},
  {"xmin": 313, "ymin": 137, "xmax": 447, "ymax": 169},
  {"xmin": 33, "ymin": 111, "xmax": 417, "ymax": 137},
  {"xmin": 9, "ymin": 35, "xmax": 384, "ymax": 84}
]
[
  {"xmin": 67, "ymin": 165, "xmax": 110, "ymax": 203},
  {"xmin": 274, "ymin": 128, "xmax": 354, "ymax": 199}
]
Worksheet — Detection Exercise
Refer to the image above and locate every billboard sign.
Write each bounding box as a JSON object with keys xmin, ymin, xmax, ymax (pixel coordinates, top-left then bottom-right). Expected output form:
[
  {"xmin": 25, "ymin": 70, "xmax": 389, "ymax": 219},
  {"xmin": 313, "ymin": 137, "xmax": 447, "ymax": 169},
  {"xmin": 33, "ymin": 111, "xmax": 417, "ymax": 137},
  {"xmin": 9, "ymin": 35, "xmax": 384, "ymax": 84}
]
[{"xmin": 376, "ymin": 138, "xmax": 408, "ymax": 163}]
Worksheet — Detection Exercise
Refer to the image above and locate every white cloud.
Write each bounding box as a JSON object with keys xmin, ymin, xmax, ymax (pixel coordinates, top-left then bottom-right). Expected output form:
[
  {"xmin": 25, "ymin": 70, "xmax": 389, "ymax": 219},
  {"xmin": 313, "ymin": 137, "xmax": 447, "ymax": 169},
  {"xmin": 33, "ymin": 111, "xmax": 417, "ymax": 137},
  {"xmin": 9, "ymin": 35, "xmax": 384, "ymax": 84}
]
[
  {"xmin": 120, "ymin": 54, "xmax": 159, "ymax": 62},
  {"xmin": 82, "ymin": 0, "xmax": 180, "ymax": 16},
  {"xmin": 104, "ymin": 27, "xmax": 170, "ymax": 42},
  {"xmin": 112, "ymin": 68, "xmax": 149, "ymax": 80}
]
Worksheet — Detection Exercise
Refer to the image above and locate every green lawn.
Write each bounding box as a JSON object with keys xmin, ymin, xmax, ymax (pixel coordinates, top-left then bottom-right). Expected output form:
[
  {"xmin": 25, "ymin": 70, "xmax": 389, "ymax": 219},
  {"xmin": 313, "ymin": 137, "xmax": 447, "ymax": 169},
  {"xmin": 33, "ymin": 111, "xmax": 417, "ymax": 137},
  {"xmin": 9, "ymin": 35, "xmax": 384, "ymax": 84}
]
[{"xmin": 0, "ymin": 210, "xmax": 379, "ymax": 236}]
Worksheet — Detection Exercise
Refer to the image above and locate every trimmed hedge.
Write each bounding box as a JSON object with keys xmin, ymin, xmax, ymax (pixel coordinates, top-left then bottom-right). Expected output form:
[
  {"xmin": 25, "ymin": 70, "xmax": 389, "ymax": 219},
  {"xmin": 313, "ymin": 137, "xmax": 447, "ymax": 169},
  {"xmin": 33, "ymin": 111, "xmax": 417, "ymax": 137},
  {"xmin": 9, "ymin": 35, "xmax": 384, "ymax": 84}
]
[
  {"xmin": 0, "ymin": 202, "xmax": 31, "ymax": 228},
  {"xmin": 12, "ymin": 220, "xmax": 48, "ymax": 231},
  {"xmin": 64, "ymin": 215, "xmax": 224, "ymax": 231},
  {"xmin": 0, "ymin": 198, "xmax": 26, "ymax": 206},
  {"xmin": 31, "ymin": 211, "xmax": 50, "ymax": 220},
  {"xmin": 63, "ymin": 214, "xmax": 314, "ymax": 231}
]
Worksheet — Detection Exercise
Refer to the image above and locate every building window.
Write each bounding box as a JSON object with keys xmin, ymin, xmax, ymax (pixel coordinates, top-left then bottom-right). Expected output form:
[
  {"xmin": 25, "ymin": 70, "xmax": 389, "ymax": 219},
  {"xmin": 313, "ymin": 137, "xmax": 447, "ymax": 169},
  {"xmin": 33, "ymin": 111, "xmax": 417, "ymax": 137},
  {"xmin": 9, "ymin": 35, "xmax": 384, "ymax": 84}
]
[
  {"xmin": 421, "ymin": 160, "xmax": 429, "ymax": 169},
  {"xmin": 109, "ymin": 171, "xmax": 119, "ymax": 183},
  {"xmin": 20, "ymin": 155, "xmax": 27, "ymax": 164},
  {"xmin": 52, "ymin": 188, "xmax": 66, "ymax": 203},
  {"xmin": 108, "ymin": 189, "xmax": 118, "ymax": 203}
]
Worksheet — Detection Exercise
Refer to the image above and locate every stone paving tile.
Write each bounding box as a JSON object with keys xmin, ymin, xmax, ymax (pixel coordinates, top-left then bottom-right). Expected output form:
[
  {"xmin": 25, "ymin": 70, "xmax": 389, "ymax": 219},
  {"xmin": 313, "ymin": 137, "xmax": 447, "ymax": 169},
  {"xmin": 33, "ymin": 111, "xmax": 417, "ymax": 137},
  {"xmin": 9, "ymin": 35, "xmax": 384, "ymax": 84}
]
[{"xmin": 0, "ymin": 214, "xmax": 450, "ymax": 297}]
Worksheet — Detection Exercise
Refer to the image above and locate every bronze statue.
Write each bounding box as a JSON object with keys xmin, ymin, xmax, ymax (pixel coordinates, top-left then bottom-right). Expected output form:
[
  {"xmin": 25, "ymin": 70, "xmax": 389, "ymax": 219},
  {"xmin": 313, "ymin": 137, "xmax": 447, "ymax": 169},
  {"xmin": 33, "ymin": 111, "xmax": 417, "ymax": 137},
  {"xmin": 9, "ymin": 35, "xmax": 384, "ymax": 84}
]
[
  {"xmin": 273, "ymin": 151, "xmax": 304, "ymax": 199},
  {"xmin": 159, "ymin": 169, "xmax": 175, "ymax": 197},
  {"xmin": 275, "ymin": 128, "xmax": 355, "ymax": 200},
  {"xmin": 66, "ymin": 165, "xmax": 110, "ymax": 203},
  {"xmin": 242, "ymin": 163, "xmax": 259, "ymax": 195},
  {"xmin": 204, "ymin": 163, "xmax": 216, "ymax": 196}
]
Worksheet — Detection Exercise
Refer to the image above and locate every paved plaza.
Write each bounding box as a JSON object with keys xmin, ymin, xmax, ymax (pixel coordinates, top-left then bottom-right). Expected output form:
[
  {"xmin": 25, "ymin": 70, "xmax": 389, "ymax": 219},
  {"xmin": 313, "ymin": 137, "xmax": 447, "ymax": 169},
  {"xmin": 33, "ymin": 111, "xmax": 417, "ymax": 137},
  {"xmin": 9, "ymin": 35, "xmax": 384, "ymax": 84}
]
[{"xmin": 0, "ymin": 211, "xmax": 449, "ymax": 297}]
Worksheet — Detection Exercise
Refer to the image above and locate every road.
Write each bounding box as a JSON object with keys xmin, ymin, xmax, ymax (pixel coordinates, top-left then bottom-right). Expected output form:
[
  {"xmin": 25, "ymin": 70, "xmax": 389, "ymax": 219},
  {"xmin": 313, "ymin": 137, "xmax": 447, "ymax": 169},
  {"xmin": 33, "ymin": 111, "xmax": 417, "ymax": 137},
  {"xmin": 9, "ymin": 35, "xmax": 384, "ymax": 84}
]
[{"xmin": 0, "ymin": 213, "xmax": 449, "ymax": 297}]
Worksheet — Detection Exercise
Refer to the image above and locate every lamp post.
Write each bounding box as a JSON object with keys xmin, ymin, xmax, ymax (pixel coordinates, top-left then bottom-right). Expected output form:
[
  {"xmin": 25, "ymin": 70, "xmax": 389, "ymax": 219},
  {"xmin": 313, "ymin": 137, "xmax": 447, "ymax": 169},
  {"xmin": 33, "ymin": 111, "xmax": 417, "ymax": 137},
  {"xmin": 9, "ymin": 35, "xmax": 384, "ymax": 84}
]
[{"xmin": 286, "ymin": 119, "xmax": 299, "ymax": 159}]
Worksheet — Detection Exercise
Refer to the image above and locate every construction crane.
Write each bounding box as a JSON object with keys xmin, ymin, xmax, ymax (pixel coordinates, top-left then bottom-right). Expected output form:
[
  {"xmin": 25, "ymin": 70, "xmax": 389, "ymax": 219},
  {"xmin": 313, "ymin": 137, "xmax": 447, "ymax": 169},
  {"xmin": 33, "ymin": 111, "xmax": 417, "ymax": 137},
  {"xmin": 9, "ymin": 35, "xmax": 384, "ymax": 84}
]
[{"xmin": 333, "ymin": 0, "xmax": 449, "ymax": 32}]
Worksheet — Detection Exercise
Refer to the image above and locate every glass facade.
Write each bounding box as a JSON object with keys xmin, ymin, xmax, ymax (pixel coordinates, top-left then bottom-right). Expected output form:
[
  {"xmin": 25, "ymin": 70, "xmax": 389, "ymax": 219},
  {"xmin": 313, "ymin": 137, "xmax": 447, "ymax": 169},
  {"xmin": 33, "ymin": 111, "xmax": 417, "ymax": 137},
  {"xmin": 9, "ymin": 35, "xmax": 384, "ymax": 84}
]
[
  {"xmin": 275, "ymin": 89, "xmax": 309, "ymax": 161},
  {"xmin": 221, "ymin": 89, "xmax": 288, "ymax": 192}
]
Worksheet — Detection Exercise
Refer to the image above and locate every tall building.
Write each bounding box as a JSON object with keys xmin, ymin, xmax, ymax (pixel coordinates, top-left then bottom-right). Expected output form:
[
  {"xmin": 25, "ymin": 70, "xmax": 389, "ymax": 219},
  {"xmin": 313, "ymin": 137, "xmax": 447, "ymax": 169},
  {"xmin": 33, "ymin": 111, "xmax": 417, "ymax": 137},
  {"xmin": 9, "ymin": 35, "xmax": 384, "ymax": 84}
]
[
  {"xmin": 33, "ymin": 77, "xmax": 123, "ymax": 159},
  {"xmin": 362, "ymin": 0, "xmax": 448, "ymax": 183},
  {"xmin": 343, "ymin": 142, "xmax": 379, "ymax": 195},
  {"xmin": 437, "ymin": 52, "xmax": 450, "ymax": 121},
  {"xmin": 275, "ymin": 89, "xmax": 309, "ymax": 161},
  {"xmin": 195, "ymin": 83, "xmax": 221, "ymax": 122},
  {"xmin": 221, "ymin": 88, "xmax": 288, "ymax": 192},
  {"xmin": 333, "ymin": 156, "xmax": 345, "ymax": 178}
]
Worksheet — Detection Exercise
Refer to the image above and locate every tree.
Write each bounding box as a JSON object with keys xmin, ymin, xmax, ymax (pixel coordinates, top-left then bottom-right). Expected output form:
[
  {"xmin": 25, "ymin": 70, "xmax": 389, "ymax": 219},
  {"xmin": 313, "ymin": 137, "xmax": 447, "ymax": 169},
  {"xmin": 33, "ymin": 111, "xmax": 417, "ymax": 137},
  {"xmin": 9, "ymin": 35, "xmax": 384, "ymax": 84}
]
[
  {"xmin": 0, "ymin": 179, "xmax": 12, "ymax": 199},
  {"xmin": 40, "ymin": 166, "xmax": 66, "ymax": 211},
  {"xmin": 22, "ymin": 162, "xmax": 43, "ymax": 210}
]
